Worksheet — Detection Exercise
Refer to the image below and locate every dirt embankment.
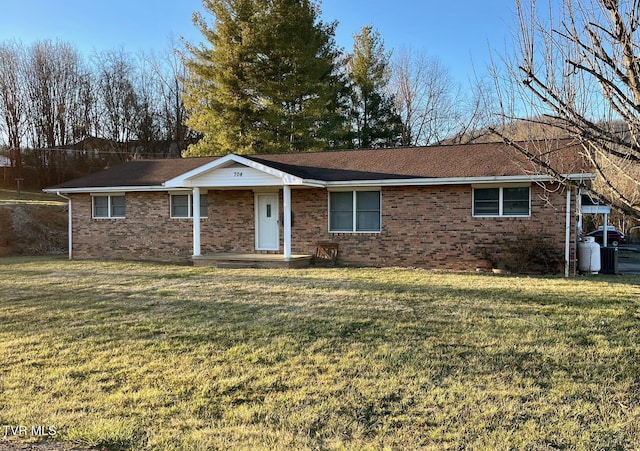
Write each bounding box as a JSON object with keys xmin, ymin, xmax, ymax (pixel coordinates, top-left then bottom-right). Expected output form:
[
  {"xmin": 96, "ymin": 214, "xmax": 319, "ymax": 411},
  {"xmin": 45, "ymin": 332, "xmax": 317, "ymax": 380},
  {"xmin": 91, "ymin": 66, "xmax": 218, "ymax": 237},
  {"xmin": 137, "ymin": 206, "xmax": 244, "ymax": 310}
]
[{"xmin": 0, "ymin": 203, "xmax": 68, "ymax": 257}]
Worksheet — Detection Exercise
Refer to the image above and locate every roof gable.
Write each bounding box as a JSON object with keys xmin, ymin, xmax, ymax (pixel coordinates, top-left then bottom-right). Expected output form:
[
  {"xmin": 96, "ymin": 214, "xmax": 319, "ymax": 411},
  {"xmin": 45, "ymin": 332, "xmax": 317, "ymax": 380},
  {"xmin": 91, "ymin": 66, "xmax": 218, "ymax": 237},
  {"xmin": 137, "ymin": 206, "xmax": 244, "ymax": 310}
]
[{"xmin": 163, "ymin": 154, "xmax": 310, "ymax": 188}]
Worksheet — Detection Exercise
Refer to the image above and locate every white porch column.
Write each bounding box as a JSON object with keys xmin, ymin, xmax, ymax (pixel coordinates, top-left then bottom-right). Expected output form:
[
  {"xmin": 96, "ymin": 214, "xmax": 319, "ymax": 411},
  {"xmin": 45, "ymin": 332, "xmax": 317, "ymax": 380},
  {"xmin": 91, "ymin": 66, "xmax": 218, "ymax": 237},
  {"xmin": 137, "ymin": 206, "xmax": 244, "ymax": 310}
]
[
  {"xmin": 283, "ymin": 185, "xmax": 292, "ymax": 261},
  {"xmin": 192, "ymin": 187, "xmax": 201, "ymax": 257}
]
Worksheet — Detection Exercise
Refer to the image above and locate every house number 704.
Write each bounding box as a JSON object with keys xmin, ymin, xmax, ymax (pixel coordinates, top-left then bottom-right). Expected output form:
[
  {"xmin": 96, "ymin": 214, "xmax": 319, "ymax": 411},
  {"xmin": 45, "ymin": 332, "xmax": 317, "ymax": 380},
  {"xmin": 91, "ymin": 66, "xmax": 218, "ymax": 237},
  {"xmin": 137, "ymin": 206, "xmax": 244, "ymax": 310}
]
[{"xmin": 233, "ymin": 171, "xmax": 243, "ymax": 177}]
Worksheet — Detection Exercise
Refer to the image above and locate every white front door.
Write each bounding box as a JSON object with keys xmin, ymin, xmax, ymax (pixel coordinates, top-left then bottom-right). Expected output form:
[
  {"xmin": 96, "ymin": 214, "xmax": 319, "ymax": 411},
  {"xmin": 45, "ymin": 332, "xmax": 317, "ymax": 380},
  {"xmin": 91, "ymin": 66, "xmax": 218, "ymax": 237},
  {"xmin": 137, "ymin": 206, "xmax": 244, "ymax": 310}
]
[{"xmin": 256, "ymin": 193, "xmax": 279, "ymax": 250}]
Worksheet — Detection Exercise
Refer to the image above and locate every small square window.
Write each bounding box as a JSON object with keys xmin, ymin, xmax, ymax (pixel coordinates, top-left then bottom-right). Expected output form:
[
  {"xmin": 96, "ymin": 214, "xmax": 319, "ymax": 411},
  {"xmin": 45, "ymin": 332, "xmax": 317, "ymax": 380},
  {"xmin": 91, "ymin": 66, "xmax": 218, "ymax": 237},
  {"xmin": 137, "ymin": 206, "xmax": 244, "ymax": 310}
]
[
  {"xmin": 473, "ymin": 186, "xmax": 530, "ymax": 217},
  {"xmin": 473, "ymin": 188, "xmax": 500, "ymax": 216},
  {"xmin": 93, "ymin": 195, "xmax": 125, "ymax": 219},
  {"xmin": 93, "ymin": 196, "xmax": 109, "ymax": 218},
  {"xmin": 171, "ymin": 195, "xmax": 190, "ymax": 218},
  {"xmin": 503, "ymin": 187, "xmax": 529, "ymax": 216},
  {"xmin": 170, "ymin": 193, "xmax": 207, "ymax": 218},
  {"xmin": 329, "ymin": 191, "xmax": 354, "ymax": 232},
  {"xmin": 110, "ymin": 196, "xmax": 126, "ymax": 217}
]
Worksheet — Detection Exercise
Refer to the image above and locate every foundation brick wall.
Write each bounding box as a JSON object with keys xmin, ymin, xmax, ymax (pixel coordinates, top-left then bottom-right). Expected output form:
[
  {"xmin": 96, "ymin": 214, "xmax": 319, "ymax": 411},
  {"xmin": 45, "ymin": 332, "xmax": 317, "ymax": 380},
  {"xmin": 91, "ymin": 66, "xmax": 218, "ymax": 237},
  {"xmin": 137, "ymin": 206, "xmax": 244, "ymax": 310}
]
[{"xmin": 69, "ymin": 183, "xmax": 576, "ymax": 272}]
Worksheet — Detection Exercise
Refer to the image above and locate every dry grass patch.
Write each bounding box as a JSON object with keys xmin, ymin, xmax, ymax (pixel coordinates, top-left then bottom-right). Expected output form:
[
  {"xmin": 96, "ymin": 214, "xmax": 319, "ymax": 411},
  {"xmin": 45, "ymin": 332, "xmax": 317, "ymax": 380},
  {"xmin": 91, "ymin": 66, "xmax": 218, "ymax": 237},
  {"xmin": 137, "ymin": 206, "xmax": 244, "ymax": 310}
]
[{"xmin": 0, "ymin": 257, "xmax": 639, "ymax": 450}]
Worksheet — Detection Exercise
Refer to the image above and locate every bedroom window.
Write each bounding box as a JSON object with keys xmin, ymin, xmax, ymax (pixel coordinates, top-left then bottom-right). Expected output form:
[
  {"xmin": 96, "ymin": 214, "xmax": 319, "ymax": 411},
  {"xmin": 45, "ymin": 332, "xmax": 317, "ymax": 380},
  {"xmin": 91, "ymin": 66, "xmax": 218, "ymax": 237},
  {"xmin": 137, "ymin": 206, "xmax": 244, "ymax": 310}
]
[
  {"xmin": 92, "ymin": 195, "xmax": 126, "ymax": 219},
  {"xmin": 329, "ymin": 190, "xmax": 381, "ymax": 232},
  {"xmin": 170, "ymin": 193, "xmax": 208, "ymax": 218},
  {"xmin": 473, "ymin": 186, "xmax": 530, "ymax": 217}
]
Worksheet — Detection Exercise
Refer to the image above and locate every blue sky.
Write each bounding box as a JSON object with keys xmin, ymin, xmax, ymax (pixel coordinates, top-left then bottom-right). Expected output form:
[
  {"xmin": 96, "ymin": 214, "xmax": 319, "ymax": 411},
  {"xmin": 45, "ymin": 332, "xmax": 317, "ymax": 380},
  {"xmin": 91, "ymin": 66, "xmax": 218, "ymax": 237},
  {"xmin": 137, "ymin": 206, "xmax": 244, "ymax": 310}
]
[{"xmin": 0, "ymin": 0, "xmax": 516, "ymax": 85}]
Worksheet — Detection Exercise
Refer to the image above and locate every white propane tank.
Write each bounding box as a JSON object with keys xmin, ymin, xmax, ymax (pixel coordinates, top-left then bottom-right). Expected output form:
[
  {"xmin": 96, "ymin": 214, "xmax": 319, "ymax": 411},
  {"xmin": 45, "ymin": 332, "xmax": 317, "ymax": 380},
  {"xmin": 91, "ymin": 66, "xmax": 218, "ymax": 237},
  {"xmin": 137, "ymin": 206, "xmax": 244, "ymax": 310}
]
[{"xmin": 578, "ymin": 237, "xmax": 601, "ymax": 274}]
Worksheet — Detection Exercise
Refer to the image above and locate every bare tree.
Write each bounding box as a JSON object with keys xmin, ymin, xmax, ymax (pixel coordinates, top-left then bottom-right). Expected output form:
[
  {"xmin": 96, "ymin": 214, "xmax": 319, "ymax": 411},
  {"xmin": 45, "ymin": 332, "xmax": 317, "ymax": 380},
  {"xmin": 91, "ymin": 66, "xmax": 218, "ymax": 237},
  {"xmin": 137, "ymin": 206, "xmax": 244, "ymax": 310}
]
[
  {"xmin": 391, "ymin": 48, "xmax": 465, "ymax": 146},
  {"xmin": 23, "ymin": 41, "xmax": 85, "ymax": 149},
  {"xmin": 0, "ymin": 41, "xmax": 26, "ymax": 179},
  {"xmin": 0, "ymin": 38, "xmax": 198, "ymax": 187},
  {"xmin": 22, "ymin": 40, "xmax": 87, "ymax": 184},
  {"xmin": 133, "ymin": 53, "xmax": 162, "ymax": 156},
  {"xmin": 71, "ymin": 68, "xmax": 98, "ymax": 142},
  {"xmin": 491, "ymin": 0, "xmax": 640, "ymax": 218},
  {"xmin": 151, "ymin": 40, "xmax": 190, "ymax": 155},
  {"xmin": 93, "ymin": 49, "xmax": 141, "ymax": 150}
]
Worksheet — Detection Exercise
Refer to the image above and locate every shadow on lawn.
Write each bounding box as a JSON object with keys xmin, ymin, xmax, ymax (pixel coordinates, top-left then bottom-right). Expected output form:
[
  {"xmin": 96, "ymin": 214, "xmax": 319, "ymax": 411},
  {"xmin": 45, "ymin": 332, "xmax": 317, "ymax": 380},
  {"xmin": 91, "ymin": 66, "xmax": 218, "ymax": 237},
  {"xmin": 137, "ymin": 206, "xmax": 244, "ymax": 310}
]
[
  {"xmin": 3, "ymin": 261, "xmax": 640, "ymax": 450},
  {"xmin": 3, "ymin": 261, "xmax": 639, "ymax": 349}
]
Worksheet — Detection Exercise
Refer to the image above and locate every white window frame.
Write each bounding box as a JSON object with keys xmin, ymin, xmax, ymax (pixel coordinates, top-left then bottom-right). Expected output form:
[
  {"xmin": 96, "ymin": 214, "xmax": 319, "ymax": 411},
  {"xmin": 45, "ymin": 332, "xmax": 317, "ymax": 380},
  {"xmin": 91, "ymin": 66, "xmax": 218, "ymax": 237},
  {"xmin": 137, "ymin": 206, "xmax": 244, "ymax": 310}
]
[
  {"xmin": 170, "ymin": 191, "xmax": 208, "ymax": 219},
  {"xmin": 472, "ymin": 185, "xmax": 531, "ymax": 218},
  {"xmin": 92, "ymin": 194, "xmax": 126, "ymax": 219},
  {"xmin": 328, "ymin": 189, "xmax": 382, "ymax": 233}
]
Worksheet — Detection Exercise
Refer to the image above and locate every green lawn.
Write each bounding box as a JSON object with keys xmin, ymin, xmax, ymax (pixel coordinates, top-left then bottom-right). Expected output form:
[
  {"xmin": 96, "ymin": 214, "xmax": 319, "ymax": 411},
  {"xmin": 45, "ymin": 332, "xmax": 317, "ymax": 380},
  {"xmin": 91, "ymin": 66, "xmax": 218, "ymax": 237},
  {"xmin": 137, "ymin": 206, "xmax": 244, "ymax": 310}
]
[
  {"xmin": 0, "ymin": 188, "xmax": 66, "ymax": 206},
  {"xmin": 1, "ymin": 257, "xmax": 639, "ymax": 450}
]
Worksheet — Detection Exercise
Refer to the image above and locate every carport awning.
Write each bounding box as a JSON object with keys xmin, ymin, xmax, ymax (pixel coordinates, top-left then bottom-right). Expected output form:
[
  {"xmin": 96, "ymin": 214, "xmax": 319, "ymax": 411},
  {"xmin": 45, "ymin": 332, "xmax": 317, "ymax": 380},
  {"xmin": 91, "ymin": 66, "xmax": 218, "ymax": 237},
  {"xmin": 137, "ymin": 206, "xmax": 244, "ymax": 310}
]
[{"xmin": 581, "ymin": 194, "xmax": 611, "ymax": 214}]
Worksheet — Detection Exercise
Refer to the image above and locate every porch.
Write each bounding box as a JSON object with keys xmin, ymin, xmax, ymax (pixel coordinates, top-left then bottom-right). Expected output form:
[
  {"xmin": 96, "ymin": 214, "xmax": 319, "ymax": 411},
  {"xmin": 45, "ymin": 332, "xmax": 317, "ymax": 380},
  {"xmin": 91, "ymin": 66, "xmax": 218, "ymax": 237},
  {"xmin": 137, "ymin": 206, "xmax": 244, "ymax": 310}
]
[{"xmin": 192, "ymin": 253, "xmax": 314, "ymax": 269}]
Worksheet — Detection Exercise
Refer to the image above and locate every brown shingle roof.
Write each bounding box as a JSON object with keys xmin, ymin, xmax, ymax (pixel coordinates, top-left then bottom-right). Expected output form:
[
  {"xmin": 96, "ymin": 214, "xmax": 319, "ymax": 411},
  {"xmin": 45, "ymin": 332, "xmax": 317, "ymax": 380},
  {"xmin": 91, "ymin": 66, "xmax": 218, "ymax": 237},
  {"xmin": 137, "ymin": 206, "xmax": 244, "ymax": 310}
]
[
  {"xmin": 248, "ymin": 139, "xmax": 589, "ymax": 180},
  {"xmin": 49, "ymin": 157, "xmax": 217, "ymax": 189},
  {"xmin": 47, "ymin": 140, "xmax": 590, "ymax": 190}
]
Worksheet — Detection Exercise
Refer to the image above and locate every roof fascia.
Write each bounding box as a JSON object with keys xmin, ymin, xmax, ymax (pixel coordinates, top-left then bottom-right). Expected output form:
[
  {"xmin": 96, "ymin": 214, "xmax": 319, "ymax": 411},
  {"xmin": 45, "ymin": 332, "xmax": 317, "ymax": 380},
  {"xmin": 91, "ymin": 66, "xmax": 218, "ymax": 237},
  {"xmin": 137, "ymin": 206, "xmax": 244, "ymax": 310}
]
[
  {"xmin": 43, "ymin": 185, "xmax": 170, "ymax": 194},
  {"xmin": 324, "ymin": 173, "xmax": 596, "ymax": 188}
]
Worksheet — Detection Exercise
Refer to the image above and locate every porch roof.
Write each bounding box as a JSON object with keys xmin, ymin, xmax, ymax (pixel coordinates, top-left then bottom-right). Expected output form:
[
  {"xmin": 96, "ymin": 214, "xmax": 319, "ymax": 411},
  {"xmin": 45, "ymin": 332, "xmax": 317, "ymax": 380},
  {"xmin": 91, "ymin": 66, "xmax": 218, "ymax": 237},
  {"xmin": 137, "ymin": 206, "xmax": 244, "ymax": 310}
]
[{"xmin": 45, "ymin": 139, "xmax": 593, "ymax": 192}]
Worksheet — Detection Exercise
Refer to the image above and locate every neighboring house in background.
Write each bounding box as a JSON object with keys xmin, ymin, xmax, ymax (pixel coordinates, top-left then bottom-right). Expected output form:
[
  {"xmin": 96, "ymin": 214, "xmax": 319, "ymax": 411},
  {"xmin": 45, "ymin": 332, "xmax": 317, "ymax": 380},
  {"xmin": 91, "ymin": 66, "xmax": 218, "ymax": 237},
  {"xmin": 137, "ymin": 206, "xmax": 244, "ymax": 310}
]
[
  {"xmin": 44, "ymin": 140, "xmax": 595, "ymax": 274},
  {"xmin": 1, "ymin": 154, "xmax": 12, "ymax": 188},
  {"xmin": 0, "ymin": 155, "xmax": 11, "ymax": 167}
]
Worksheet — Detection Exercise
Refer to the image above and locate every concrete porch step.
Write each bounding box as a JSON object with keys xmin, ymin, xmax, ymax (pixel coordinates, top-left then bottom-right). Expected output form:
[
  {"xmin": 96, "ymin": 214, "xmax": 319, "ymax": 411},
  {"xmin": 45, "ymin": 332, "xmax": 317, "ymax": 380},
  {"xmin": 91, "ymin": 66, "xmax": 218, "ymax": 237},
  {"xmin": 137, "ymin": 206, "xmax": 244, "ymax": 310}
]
[{"xmin": 192, "ymin": 253, "xmax": 314, "ymax": 269}]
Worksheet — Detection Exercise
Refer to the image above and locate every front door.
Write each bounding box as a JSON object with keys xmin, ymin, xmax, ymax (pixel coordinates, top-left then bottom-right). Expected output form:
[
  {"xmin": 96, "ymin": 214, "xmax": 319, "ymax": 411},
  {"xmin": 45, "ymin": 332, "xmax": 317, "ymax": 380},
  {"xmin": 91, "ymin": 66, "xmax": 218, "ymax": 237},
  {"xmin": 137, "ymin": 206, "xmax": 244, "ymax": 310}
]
[{"xmin": 256, "ymin": 193, "xmax": 279, "ymax": 250}]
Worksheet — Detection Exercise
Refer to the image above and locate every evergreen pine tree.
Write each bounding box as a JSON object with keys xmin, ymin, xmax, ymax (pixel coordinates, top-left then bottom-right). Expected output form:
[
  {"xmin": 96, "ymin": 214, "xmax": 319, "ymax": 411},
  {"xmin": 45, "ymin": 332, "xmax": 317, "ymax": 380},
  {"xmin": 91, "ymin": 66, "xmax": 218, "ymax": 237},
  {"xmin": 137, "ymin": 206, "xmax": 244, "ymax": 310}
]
[
  {"xmin": 183, "ymin": 0, "xmax": 261, "ymax": 155},
  {"xmin": 183, "ymin": 0, "xmax": 349, "ymax": 155},
  {"xmin": 346, "ymin": 26, "xmax": 403, "ymax": 148}
]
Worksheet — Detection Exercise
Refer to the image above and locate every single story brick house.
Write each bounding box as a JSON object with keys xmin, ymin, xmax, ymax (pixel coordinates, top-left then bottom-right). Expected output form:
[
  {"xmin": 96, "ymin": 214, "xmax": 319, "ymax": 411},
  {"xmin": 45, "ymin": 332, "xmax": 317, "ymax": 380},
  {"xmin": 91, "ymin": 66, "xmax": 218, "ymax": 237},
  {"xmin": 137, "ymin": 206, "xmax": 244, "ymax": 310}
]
[{"xmin": 44, "ymin": 140, "xmax": 594, "ymax": 274}]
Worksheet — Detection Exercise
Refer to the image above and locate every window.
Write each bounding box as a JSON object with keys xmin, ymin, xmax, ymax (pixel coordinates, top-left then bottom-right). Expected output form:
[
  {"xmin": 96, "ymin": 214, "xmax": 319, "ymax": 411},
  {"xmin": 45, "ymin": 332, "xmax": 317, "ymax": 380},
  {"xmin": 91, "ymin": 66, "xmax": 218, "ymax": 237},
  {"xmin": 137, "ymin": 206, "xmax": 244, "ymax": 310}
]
[
  {"xmin": 93, "ymin": 195, "xmax": 126, "ymax": 218},
  {"xmin": 329, "ymin": 190, "xmax": 381, "ymax": 232},
  {"xmin": 503, "ymin": 187, "xmax": 530, "ymax": 215},
  {"xmin": 170, "ymin": 193, "xmax": 208, "ymax": 218},
  {"xmin": 473, "ymin": 186, "xmax": 530, "ymax": 217}
]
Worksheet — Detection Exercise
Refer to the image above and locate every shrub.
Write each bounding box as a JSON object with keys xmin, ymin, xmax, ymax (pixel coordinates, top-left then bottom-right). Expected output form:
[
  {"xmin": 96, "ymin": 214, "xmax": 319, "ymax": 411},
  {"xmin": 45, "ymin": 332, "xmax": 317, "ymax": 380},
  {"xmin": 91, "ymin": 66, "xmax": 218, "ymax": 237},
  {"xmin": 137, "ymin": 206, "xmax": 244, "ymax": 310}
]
[{"xmin": 481, "ymin": 227, "xmax": 564, "ymax": 274}]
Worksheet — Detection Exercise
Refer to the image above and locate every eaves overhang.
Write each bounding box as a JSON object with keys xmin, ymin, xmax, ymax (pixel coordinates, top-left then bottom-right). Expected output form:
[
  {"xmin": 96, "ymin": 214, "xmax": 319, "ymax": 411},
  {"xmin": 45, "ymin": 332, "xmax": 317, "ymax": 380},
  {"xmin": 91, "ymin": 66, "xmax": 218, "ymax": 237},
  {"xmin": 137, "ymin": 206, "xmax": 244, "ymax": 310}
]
[
  {"xmin": 43, "ymin": 162, "xmax": 595, "ymax": 193},
  {"xmin": 323, "ymin": 173, "xmax": 595, "ymax": 188},
  {"xmin": 43, "ymin": 185, "xmax": 171, "ymax": 195}
]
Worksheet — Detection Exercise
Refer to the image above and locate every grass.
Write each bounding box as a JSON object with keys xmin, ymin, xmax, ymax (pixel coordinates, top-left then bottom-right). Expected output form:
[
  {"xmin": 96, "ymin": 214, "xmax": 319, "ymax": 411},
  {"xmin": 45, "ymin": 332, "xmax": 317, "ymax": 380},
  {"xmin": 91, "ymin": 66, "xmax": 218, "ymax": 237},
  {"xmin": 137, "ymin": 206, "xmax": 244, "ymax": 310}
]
[
  {"xmin": 0, "ymin": 257, "xmax": 639, "ymax": 450},
  {"xmin": 0, "ymin": 188, "xmax": 66, "ymax": 206}
]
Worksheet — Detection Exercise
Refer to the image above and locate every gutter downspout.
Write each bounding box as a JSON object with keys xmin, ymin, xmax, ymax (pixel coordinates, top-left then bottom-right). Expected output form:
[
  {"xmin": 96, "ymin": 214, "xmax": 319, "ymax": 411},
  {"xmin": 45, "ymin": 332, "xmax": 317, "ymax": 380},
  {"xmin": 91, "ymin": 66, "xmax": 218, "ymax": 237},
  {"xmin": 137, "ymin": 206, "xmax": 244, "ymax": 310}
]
[
  {"xmin": 564, "ymin": 187, "xmax": 571, "ymax": 278},
  {"xmin": 56, "ymin": 191, "xmax": 72, "ymax": 260}
]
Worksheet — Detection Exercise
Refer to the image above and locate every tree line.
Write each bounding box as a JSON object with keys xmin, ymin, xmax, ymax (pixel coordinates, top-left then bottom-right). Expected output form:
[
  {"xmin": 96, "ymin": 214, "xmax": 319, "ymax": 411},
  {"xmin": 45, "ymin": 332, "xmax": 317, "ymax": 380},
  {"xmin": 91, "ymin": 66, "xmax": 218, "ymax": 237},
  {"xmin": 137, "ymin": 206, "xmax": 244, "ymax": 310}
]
[
  {"xmin": 0, "ymin": 0, "xmax": 479, "ymax": 187},
  {"xmin": 0, "ymin": 39, "xmax": 189, "ymax": 186}
]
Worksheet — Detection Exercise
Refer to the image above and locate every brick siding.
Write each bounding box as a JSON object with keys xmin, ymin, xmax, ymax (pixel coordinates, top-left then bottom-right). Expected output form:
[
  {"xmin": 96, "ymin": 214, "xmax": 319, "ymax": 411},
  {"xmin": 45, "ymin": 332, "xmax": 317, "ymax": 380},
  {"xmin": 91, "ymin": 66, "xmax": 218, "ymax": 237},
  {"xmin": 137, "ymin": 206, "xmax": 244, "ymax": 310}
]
[
  {"xmin": 289, "ymin": 185, "xmax": 575, "ymax": 271},
  {"xmin": 70, "ymin": 192, "xmax": 194, "ymax": 262},
  {"xmin": 69, "ymin": 183, "xmax": 577, "ymax": 272}
]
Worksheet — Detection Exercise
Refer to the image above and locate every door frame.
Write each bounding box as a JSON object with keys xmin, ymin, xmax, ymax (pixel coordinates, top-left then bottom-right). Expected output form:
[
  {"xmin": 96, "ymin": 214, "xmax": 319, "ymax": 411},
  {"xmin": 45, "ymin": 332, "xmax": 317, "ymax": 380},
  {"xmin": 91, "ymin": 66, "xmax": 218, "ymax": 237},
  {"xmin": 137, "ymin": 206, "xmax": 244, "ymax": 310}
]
[{"xmin": 254, "ymin": 192, "xmax": 280, "ymax": 251}]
